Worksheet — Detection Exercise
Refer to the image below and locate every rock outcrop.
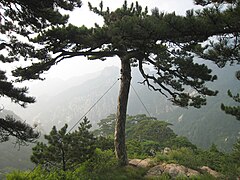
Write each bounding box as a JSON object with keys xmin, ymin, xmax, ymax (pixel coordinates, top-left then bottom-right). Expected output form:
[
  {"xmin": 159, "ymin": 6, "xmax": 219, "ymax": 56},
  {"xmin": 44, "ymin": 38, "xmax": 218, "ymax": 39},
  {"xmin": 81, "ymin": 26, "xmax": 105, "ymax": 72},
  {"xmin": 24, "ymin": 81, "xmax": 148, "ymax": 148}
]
[
  {"xmin": 146, "ymin": 163, "xmax": 199, "ymax": 178},
  {"xmin": 200, "ymin": 166, "xmax": 222, "ymax": 178},
  {"xmin": 129, "ymin": 158, "xmax": 153, "ymax": 168},
  {"xmin": 129, "ymin": 159, "xmax": 222, "ymax": 179}
]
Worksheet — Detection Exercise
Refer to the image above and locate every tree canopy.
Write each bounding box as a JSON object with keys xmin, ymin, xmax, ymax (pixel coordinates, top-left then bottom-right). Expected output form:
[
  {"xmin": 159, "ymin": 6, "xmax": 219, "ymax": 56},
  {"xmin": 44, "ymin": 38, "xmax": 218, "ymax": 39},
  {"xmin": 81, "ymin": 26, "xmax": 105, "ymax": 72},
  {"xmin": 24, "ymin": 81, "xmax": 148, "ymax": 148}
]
[
  {"xmin": 0, "ymin": 0, "xmax": 82, "ymax": 144},
  {"xmin": 95, "ymin": 114, "xmax": 196, "ymax": 150},
  {"xmin": 0, "ymin": 0, "xmax": 82, "ymax": 104},
  {"xmin": 0, "ymin": 115, "xmax": 39, "ymax": 145},
  {"xmin": 221, "ymin": 90, "xmax": 240, "ymax": 120},
  {"xmin": 12, "ymin": 0, "xmax": 239, "ymax": 106}
]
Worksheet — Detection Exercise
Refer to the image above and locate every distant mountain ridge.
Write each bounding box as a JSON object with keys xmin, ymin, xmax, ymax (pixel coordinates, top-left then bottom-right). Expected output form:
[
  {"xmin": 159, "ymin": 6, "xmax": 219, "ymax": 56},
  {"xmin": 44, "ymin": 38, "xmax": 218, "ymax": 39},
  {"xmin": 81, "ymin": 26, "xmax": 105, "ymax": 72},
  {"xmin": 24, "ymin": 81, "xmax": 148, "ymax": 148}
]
[{"xmin": 3, "ymin": 65, "xmax": 240, "ymax": 151}]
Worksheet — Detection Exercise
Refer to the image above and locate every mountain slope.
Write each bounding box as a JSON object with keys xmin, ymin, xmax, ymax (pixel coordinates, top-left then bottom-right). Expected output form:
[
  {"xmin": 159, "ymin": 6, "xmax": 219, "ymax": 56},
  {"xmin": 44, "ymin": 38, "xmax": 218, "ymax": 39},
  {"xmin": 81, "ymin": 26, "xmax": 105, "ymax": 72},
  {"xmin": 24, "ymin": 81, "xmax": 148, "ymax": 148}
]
[
  {"xmin": 4, "ymin": 65, "xmax": 240, "ymax": 151},
  {"xmin": 0, "ymin": 110, "xmax": 34, "ymax": 178}
]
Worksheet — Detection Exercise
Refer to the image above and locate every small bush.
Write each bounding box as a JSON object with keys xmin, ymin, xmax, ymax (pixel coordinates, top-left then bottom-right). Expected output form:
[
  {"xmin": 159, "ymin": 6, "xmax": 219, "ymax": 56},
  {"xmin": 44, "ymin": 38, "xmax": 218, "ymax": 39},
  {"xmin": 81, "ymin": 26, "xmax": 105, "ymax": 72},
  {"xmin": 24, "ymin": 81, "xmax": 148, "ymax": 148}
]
[
  {"xmin": 167, "ymin": 148, "xmax": 201, "ymax": 169},
  {"xmin": 154, "ymin": 152, "xmax": 170, "ymax": 163},
  {"xmin": 6, "ymin": 170, "xmax": 27, "ymax": 180},
  {"xmin": 73, "ymin": 148, "xmax": 118, "ymax": 179}
]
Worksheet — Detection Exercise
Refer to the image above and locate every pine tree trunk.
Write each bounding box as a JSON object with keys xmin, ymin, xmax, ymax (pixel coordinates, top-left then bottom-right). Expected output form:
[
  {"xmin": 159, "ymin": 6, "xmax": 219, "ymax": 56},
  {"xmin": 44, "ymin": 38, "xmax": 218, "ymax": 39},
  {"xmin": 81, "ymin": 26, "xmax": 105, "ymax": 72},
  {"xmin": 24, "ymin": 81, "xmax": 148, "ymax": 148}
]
[{"xmin": 115, "ymin": 56, "xmax": 131, "ymax": 166}]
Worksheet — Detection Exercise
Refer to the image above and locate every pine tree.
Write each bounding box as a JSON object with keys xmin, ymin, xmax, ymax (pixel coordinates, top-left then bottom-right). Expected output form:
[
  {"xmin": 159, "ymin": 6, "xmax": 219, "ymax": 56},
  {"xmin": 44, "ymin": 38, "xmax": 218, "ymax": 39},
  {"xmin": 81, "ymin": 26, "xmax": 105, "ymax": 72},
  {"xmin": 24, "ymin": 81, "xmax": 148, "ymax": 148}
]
[
  {"xmin": 0, "ymin": 0, "xmax": 81, "ymax": 144},
  {"xmin": 193, "ymin": 0, "xmax": 240, "ymax": 67},
  {"xmin": 31, "ymin": 117, "xmax": 96, "ymax": 171},
  {"xmin": 193, "ymin": 0, "xmax": 240, "ymax": 121},
  {"xmin": 221, "ymin": 90, "xmax": 240, "ymax": 120},
  {"xmin": 9, "ymin": 1, "xmax": 240, "ymax": 165},
  {"xmin": 31, "ymin": 124, "xmax": 70, "ymax": 171},
  {"xmin": 0, "ymin": 115, "xmax": 39, "ymax": 145},
  {"xmin": 67, "ymin": 117, "xmax": 96, "ymax": 166}
]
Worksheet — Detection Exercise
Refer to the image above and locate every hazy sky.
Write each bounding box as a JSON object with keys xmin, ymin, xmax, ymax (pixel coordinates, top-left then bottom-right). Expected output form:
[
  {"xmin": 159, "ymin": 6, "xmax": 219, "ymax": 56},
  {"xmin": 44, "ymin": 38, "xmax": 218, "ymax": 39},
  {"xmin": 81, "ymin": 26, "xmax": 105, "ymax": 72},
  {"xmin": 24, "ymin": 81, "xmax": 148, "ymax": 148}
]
[{"xmin": 39, "ymin": 0, "xmax": 199, "ymax": 80}]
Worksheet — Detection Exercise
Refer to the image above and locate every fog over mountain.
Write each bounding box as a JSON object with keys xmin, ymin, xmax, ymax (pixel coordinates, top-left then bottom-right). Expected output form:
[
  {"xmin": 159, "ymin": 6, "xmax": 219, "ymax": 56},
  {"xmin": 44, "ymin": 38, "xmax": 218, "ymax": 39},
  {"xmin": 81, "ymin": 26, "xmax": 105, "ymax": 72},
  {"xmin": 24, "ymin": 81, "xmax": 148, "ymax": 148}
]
[{"xmin": 2, "ymin": 63, "xmax": 240, "ymax": 152}]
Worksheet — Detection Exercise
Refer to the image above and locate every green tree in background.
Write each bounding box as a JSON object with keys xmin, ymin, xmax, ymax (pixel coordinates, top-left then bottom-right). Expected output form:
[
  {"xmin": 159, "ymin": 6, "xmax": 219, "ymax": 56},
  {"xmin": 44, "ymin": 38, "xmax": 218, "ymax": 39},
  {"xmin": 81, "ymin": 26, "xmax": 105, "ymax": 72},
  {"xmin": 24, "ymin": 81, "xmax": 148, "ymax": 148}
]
[
  {"xmin": 95, "ymin": 114, "xmax": 196, "ymax": 157},
  {"xmin": 126, "ymin": 119, "xmax": 176, "ymax": 143},
  {"xmin": 93, "ymin": 114, "xmax": 116, "ymax": 137},
  {"xmin": 31, "ymin": 124, "xmax": 71, "ymax": 171},
  {"xmin": 31, "ymin": 117, "xmax": 96, "ymax": 171},
  {"xmin": 6, "ymin": 0, "xmax": 240, "ymax": 165},
  {"xmin": 0, "ymin": 0, "xmax": 81, "ymax": 144},
  {"xmin": 68, "ymin": 117, "xmax": 96, "ymax": 166}
]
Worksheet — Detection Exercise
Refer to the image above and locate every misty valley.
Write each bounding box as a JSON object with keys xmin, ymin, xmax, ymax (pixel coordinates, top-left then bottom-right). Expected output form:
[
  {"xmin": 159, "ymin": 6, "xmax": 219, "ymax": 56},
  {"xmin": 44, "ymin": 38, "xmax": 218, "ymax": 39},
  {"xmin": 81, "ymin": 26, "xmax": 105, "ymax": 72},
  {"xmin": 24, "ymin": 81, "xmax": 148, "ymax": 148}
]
[{"xmin": 1, "ymin": 66, "xmax": 240, "ymax": 179}]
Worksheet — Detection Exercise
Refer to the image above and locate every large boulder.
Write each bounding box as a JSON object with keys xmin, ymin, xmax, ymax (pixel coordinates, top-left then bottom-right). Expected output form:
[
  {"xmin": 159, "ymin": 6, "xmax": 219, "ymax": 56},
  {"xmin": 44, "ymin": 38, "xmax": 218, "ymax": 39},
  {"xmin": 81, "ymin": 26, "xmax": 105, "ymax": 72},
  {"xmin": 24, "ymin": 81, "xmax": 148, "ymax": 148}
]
[
  {"xmin": 146, "ymin": 164, "xmax": 165, "ymax": 177},
  {"xmin": 146, "ymin": 163, "xmax": 200, "ymax": 178},
  {"xmin": 129, "ymin": 159, "xmax": 222, "ymax": 179},
  {"xmin": 200, "ymin": 166, "xmax": 222, "ymax": 178},
  {"xmin": 129, "ymin": 158, "xmax": 154, "ymax": 168}
]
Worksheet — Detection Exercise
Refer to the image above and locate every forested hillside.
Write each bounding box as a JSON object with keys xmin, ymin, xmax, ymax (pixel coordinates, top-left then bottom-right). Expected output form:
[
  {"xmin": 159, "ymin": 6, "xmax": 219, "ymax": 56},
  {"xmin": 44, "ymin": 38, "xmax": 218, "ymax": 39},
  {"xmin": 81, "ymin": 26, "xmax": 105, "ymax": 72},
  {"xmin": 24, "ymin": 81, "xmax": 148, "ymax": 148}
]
[
  {"xmin": 5, "ymin": 114, "xmax": 240, "ymax": 179},
  {"xmin": 5, "ymin": 65, "xmax": 239, "ymax": 151}
]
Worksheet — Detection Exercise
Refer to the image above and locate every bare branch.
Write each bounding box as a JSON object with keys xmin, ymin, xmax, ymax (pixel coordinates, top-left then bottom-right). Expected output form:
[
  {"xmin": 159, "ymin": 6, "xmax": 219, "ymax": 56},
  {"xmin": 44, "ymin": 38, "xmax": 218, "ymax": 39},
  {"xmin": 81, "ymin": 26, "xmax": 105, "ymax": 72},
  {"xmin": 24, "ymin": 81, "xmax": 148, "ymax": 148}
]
[{"xmin": 138, "ymin": 58, "xmax": 178, "ymax": 99}]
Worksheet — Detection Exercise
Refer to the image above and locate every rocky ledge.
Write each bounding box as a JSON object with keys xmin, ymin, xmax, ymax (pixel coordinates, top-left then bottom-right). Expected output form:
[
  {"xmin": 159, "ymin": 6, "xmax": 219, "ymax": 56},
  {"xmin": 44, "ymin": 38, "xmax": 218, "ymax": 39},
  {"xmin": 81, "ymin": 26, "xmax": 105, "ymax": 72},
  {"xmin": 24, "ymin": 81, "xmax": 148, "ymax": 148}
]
[{"xmin": 129, "ymin": 159, "xmax": 222, "ymax": 179}]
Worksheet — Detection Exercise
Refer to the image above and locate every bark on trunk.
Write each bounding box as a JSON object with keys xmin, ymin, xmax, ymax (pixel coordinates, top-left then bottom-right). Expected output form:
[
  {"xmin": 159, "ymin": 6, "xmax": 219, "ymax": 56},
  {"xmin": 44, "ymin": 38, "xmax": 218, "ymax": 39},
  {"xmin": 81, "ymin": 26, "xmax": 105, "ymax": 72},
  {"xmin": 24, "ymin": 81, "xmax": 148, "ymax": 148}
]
[{"xmin": 115, "ymin": 56, "xmax": 131, "ymax": 166}]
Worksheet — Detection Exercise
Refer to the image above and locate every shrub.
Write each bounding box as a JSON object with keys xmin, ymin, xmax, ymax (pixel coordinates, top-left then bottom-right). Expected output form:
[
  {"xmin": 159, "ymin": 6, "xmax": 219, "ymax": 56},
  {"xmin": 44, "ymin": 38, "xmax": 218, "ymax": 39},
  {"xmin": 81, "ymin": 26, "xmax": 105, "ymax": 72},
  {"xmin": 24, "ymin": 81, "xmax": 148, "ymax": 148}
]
[
  {"xmin": 167, "ymin": 147, "xmax": 201, "ymax": 169},
  {"xmin": 73, "ymin": 148, "xmax": 118, "ymax": 179}
]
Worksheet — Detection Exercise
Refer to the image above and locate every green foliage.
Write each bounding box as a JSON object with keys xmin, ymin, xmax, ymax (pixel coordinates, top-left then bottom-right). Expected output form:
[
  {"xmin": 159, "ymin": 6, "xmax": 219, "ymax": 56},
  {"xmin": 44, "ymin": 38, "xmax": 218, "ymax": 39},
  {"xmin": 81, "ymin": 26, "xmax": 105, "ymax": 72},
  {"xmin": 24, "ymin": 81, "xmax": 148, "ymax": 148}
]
[
  {"xmin": 0, "ymin": 71, "xmax": 38, "ymax": 145},
  {"xmin": 0, "ymin": 71, "xmax": 35, "ymax": 107},
  {"xmin": 154, "ymin": 147, "xmax": 201, "ymax": 169},
  {"xmin": 5, "ymin": 0, "xmax": 239, "ymax": 167},
  {"xmin": 0, "ymin": 0, "xmax": 81, "ymax": 103},
  {"xmin": 197, "ymin": 145, "xmax": 239, "ymax": 178},
  {"xmin": 154, "ymin": 144, "xmax": 240, "ymax": 178},
  {"xmin": 96, "ymin": 114, "xmax": 197, "ymax": 159},
  {"xmin": 232, "ymin": 139, "xmax": 240, "ymax": 164},
  {"xmin": 96, "ymin": 114, "xmax": 197, "ymax": 153},
  {"xmin": 94, "ymin": 114, "xmax": 116, "ymax": 137},
  {"xmin": 12, "ymin": 1, "xmax": 232, "ymax": 108},
  {"xmin": 168, "ymin": 148, "xmax": 201, "ymax": 169},
  {"xmin": 6, "ymin": 166, "xmax": 78, "ymax": 180},
  {"xmin": 95, "ymin": 136, "xmax": 114, "ymax": 151},
  {"xmin": 69, "ymin": 117, "xmax": 96, "ymax": 165},
  {"xmin": 126, "ymin": 119, "xmax": 176, "ymax": 143},
  {"xmin": 221, "ymin": 90, "xmax": 240, "ymax": 120},
  {"xmin": 6, "ymin": 170, "xmax": 27, "ymax": 180},
  {"xmin": 126, "ymin": 139, "xmax": 161, "ymax": 159},
  {"xmin": 176, "ymin": 174, "xmax": 217, "ymax": 180},
  {"xmin": 0, "ymin": 115, "xmax": 39, "ymax": 145},
  {"xmin": 0, "ymin": 0, "xmax": 81, "ymax": 146},
  {"xmin": 193, "ymin": 0, "xmax": 240, "ymax": 67},
  {"xmin": 31, "ymin": 117, "xmax": 96, "ymax": 171},
  {"xmin": 95, "ymin": 114, "xmax": 176, "ymax": 144},
  {"xmin": 164, "ymin": 136, "xmax": 197, "ymax": 150},
  {"xmin": 74, "ymin": 148, "xmax": 118, "ymax": 179},
  {"xmin": 6, "ymin": 130, "xmax": 240, "ymax": 179}
]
